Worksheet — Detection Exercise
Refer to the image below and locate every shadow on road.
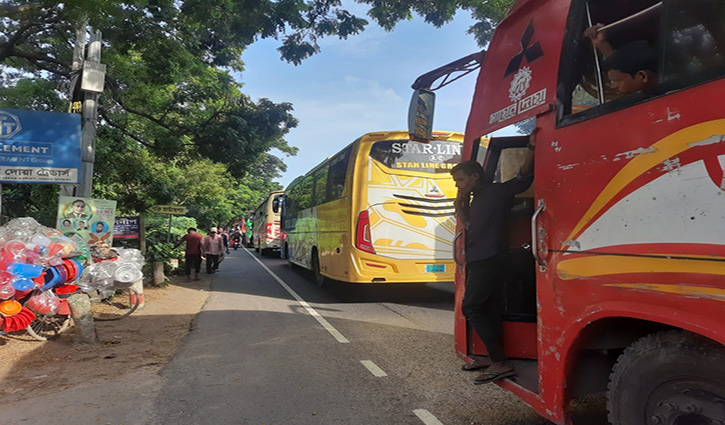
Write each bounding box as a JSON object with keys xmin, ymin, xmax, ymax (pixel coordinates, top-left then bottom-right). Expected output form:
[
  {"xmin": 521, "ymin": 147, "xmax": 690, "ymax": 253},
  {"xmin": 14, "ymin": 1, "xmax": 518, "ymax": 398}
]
[{"xmin": 209, "ymin": 249, "xmax": 456, "ymax": 312}]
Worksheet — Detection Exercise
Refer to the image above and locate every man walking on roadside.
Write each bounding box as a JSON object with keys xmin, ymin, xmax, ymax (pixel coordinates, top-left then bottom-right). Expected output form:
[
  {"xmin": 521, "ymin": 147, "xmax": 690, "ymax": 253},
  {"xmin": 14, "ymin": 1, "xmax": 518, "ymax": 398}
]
[
  {"xmin": 202, "ymin": 227, "xmax": 225, "ymax": 274},
  {"xmin": 219, "ymin": 227, "xmax": 230, "ymax": 254},
  {"xmin": 175, "ymin": 227, "xmax": 204, "ymax": 281}
]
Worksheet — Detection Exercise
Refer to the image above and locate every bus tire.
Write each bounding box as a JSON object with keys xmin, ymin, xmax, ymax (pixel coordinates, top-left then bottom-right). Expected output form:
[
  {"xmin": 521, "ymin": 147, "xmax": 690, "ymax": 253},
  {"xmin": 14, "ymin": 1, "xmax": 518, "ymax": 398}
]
[
  {"xmin": 311, "ymin": 250, "xmax": 326, "ymax": 288},
  {"xmin": 607, "ymin": 329, "xmax": 725, "ymax": 425}
]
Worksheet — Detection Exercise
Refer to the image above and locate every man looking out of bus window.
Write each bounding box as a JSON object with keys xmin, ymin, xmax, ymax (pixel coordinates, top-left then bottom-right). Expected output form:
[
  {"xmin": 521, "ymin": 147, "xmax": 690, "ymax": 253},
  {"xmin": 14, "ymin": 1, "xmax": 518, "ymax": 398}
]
[
  {"xmin": 585, "ymin": 25, "xmax": 659, "ymax": 95},
  {"xmin": 451, "ymin": 132, "xmax": 535, "ymax": 385}
]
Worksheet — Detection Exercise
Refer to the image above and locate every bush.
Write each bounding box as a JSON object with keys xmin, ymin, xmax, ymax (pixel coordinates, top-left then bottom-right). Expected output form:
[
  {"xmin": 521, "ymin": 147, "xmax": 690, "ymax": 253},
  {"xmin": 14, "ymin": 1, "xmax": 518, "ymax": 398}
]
[{"xmin": 144, "ymin": 216, "xmax": 198, "ymax": 284}]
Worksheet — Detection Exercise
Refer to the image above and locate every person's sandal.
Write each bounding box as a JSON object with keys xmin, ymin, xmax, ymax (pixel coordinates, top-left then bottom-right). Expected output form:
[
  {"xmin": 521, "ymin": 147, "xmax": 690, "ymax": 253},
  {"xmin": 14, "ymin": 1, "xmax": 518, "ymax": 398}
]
[
  {"xmin": 473, "ymin": 369, "xmax": 516, "ymax": 385},
  {"xmin": 461, "ymin": 362, "xmax": 488, "ymax": 371}
]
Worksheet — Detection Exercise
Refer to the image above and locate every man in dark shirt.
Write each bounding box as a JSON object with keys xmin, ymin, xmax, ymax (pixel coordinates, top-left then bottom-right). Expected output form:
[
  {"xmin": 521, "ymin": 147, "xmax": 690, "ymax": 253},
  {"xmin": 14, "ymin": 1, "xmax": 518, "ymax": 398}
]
[
  {"xmin": 175, "ymin": 227, "xmax": 204, "ymax": 280},
  {"xmin": 451, "ymin": 133, "xmax": 535, "ymax": 384}
]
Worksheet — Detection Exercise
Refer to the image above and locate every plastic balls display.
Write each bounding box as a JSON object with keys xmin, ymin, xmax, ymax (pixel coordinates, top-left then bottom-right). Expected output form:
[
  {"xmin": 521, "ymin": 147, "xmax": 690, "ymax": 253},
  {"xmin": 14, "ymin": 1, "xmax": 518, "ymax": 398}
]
[{"xmin": 0, "ymin": 218, "xmax": 146, "ymax": 334}]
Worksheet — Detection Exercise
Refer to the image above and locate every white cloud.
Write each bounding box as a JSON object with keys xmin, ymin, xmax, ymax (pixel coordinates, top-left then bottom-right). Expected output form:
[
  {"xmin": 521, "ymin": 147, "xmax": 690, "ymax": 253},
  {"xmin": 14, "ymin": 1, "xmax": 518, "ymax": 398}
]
[{"xmin": 318, "ymin": 26, "xmax": 387, "ymax": 56}]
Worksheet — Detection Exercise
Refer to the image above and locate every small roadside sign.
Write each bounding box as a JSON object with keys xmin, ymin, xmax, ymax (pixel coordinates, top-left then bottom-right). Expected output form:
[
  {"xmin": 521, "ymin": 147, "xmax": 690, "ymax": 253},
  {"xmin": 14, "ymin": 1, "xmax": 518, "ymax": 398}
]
[
  {"xmin": 149, "ymin": 205, "xmax": 187, "ymax": 215},
  {"xmin": 114, "ymin": 216, "xmax": 141, "ymax": 239}
]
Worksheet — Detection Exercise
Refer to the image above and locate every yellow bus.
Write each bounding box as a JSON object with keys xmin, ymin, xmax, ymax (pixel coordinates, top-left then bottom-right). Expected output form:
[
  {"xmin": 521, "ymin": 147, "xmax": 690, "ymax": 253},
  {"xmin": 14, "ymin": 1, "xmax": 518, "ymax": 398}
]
[
  {"xmin": 282, "ymin": 130, "xmax": 484, "ymax": 285},
  {"xmin": 252, "ymin": 190, "xmax": 284, "ymax": 256}
]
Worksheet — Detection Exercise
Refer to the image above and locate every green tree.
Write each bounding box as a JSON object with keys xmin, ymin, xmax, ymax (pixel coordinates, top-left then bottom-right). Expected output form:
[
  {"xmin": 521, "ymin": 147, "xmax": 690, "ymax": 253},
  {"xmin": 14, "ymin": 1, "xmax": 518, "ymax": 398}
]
[{"xmin": 0, "ymin": 0, "xmax": 515, "ymax": 225}]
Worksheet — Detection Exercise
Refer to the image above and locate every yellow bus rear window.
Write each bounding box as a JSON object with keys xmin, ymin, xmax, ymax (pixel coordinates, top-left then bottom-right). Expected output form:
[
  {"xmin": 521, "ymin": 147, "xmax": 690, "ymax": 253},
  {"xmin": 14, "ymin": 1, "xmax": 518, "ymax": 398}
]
[{"xmin": 369, "ymin": 139, "xmax": 462, "ymax": 173}]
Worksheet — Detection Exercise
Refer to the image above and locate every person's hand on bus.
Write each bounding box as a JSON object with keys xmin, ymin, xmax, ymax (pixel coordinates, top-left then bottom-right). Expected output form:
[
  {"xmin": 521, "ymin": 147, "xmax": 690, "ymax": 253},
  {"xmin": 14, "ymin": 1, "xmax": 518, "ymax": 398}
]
[{"xmin": 584, "ymin": 24, "xmax": 615, "ymax": 58}]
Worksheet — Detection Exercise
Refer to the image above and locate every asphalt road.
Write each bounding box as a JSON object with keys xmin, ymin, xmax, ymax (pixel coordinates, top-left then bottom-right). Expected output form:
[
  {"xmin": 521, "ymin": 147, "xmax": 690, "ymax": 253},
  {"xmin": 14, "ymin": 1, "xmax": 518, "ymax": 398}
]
[{"xmin": 151, "ymin": 248, "xmax": 607, "ymax": 425}]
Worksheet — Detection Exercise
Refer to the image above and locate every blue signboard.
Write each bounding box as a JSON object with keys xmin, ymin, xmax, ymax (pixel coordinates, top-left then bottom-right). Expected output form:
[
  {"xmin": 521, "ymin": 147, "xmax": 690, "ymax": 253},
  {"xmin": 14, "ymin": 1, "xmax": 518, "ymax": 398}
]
[{"xmin": 0, "ymin": 108, "xmax": 81, "ymax": 184}]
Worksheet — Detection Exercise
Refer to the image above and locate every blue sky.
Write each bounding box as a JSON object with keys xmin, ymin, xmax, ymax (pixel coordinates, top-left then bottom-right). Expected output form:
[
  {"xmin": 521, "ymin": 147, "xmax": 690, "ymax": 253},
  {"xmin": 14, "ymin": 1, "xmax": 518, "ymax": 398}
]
[{"xmin": 236, "ymin": 6, "xmax": 482, "ymax": 188}]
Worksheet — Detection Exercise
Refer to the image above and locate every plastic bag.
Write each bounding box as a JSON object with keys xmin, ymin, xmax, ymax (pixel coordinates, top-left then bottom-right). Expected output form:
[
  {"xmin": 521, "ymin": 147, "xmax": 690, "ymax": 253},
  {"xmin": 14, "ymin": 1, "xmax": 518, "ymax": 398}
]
[{"xmin": 26, "ymin": 290, "xmax": 60, "ymax": 315}]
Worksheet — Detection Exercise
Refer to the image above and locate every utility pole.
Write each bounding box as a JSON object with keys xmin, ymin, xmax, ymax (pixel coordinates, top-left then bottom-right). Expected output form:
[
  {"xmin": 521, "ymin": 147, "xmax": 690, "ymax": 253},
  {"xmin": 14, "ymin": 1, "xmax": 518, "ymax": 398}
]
[
  {"xmin": 59, "ymin": 23, "xmax": 106, "ymax": 344},
  {"xmin": 60, "ymin": 23, "xmax": 105, "ymax": 199}
]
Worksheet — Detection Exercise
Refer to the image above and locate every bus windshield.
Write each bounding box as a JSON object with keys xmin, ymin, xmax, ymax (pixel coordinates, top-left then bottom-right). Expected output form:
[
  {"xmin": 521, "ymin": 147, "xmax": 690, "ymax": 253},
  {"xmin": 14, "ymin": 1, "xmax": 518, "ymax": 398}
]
[{"xmin": 369, "ymin": 139, "xmax": 463, "ymax": 173}]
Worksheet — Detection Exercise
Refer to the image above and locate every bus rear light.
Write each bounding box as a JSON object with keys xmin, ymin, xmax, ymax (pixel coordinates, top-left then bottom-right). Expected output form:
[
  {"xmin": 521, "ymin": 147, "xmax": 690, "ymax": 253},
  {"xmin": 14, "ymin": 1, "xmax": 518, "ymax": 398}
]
[{"xmin": 356, "ymin": 211, "xmax": 376, "ymax": 254}]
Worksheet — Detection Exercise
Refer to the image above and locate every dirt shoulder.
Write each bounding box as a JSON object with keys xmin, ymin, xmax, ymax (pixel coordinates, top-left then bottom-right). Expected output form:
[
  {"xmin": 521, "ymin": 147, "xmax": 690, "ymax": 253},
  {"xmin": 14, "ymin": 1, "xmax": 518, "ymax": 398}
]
[{"xmin": 0, "ymin": 275, "xmax": 210, "ymax": 403}]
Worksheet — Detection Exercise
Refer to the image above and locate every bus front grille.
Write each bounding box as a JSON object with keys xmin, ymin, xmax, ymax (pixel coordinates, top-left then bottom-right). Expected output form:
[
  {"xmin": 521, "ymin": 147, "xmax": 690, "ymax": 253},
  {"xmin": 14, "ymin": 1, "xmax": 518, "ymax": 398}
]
[{"xmin": 393, "ymin": 194, "xmax": 455, "ymax": 217}]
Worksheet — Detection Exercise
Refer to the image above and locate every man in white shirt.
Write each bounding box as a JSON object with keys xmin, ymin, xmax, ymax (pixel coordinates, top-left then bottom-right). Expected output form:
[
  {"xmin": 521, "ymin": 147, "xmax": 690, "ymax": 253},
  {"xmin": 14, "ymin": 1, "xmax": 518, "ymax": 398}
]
[{"xmin": 201, "ymin": 227, "xmax": 225, "ymax": 274}]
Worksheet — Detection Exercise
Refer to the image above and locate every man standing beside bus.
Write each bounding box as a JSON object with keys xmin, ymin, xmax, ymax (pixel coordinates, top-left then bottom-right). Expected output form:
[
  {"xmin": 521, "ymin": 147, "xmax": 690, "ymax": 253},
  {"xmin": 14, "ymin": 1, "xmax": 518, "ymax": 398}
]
[{"xmin": 451, "ymin": 133, "xmax": 535, "ymax": 384}]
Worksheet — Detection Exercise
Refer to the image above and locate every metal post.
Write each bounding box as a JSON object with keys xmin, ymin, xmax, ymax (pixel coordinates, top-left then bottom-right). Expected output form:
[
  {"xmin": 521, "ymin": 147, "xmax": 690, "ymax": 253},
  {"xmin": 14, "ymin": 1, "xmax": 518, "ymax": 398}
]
[
  {"xmin": 77, "ymin": 29, "xmax": 102, "ymax": 198},
  {"xmin": 167, "ymin": 214, "xmax": 172, "ymax": 242},
  {"xmin": 586, "ymin": 3, "xmax": 606, "ymax": 105},
  {"xmin": 59, "ymin": 23, "xmax": 87, "ymax": 198},
  {"xmin": 139, "ymin": 215, "xmax": 146, "ymax": 255}
]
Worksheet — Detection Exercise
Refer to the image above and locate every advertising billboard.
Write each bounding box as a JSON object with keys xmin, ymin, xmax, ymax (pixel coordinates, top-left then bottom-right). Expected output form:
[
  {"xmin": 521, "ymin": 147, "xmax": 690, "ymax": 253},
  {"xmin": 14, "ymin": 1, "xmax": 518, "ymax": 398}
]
[
  {"xmin": 0, "ymin": 108, "xmax": 81, "ymax": 184},
  {"xmin": 56, "ymin": 197, "xmax": 117, "ymax": 245}
]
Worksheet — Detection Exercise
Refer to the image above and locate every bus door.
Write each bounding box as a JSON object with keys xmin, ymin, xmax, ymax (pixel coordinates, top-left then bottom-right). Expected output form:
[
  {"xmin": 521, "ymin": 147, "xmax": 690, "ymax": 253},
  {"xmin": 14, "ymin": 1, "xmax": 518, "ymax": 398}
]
[{"xmin": 465, "ymin": 134, "xmax": 539, "ymax": 363}]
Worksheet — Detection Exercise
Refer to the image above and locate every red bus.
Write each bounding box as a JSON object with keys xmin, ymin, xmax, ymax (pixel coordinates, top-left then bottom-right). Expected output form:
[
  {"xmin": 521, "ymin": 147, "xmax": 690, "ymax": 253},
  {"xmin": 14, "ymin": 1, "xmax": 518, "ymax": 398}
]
[{"xmin": 410, "ymin": 1, "xmax": 725, "ymax": 424}]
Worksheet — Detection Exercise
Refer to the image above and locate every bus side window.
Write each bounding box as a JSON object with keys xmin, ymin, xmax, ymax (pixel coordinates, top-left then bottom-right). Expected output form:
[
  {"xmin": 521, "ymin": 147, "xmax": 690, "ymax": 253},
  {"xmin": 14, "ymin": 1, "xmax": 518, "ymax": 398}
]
[
  {"xmin": 327, "ymin": 146, "xmax": 351, "ymax": 202},
  {"xmin": 312, "ymin": 166, "xmax": 329, "ymax": 206},
  {"xmin": 662, "ymin": 0, "xmax": 725, "ymax": 88},
  {"xmin": 286, "ymin": 184, "xmax": 299, "ymax": 217},
  {"xmin": 560, "ymin": 0, "xmax": 662, "ymax": 118},
  {"xmin": 561, "ymin": 0, "xmax": 725, "ymax": 122},
  {"xmin": 298, "ymin": 175, "xmax": 314, "ymax": 211}
]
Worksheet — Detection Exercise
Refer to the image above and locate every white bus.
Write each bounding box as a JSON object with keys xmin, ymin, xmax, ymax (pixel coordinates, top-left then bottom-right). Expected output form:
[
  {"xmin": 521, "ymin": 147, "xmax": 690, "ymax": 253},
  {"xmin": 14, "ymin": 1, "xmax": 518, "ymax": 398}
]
[{"xmin": 252, "ymin": 190, "xmax": 284, "ymax": 256}]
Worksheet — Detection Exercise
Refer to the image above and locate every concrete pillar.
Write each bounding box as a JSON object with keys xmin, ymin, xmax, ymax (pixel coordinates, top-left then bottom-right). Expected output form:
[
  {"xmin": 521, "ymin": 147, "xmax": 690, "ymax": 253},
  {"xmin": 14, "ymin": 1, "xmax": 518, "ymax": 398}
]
[{"xmin": 67, "ymin": 293, "xmax": 98, "ymax": 344}]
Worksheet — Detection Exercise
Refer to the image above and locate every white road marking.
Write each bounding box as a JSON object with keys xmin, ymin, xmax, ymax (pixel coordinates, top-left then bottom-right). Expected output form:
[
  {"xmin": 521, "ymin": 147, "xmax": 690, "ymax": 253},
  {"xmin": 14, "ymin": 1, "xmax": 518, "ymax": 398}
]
[
  {"xmin": 360, "ymin": 360, "xmax": 387, "ymax": 377},
  {"xmin": 244, "ymin": 248, "xmax": 350, "ymax": 343},
  {"xmin": 413, "ymin": 409, "xmax": 444, "ymax": 425}
]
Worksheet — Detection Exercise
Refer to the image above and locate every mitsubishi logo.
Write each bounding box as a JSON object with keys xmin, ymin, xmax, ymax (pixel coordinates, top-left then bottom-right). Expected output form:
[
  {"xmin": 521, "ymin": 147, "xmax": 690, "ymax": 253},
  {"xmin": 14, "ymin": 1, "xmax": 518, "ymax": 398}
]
[{"xmin": 505, "ymin": 19, "xmax": 544, "ymax": 77}]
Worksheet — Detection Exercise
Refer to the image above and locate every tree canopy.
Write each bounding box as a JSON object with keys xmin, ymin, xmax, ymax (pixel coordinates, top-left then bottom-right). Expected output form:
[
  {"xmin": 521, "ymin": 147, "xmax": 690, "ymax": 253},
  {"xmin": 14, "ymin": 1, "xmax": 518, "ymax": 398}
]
[{"xmin": 0, "ymin": 0, "xmax": 514, "ymax": 228}]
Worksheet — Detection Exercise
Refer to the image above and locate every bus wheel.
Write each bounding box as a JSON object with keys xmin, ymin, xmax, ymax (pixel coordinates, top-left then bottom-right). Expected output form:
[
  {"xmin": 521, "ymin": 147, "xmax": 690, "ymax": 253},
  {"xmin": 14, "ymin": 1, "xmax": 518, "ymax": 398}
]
[
  {"xmin": 311, "ymin": 250, "xmax": 326, "ymax": 288},
  {"xmin": 607, "ymin": 329, "xmax": 725, "ymax": 425}
]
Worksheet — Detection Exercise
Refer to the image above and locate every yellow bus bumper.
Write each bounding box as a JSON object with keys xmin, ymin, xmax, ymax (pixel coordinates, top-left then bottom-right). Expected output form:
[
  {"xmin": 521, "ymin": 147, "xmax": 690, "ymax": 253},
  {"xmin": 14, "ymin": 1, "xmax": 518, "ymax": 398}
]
[{"xmin": 347, "ymin": 254, "xmax": 455, "ymax": 283}]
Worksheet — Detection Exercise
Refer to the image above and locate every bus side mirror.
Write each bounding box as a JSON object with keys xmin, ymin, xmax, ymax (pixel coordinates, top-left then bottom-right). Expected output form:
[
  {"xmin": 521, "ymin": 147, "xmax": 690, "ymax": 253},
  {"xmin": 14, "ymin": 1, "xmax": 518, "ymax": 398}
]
[{"xmin": 408, "ymin": 88, "xmax": 435, "ymax": 143}]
